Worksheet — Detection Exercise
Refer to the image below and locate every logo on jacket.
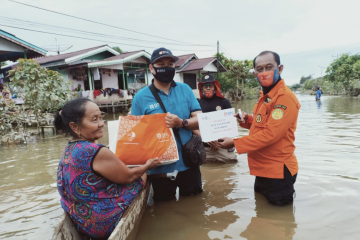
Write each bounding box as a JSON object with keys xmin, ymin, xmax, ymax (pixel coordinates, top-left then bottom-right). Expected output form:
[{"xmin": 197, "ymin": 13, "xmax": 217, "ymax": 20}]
[
  {"xmin": 127, "ymin": 132, "xmax": 136, "ymax": 141},
  {"xmin": 216, "ymin": 106, "xmax": 222, "ymax": 111},
  {"xmin": 272, "ymin": 109, "xmax": 283, "ymax": 120},
  {"xmin": 256, "ymin": 114, "xmax": 262, "ymax": 123}
]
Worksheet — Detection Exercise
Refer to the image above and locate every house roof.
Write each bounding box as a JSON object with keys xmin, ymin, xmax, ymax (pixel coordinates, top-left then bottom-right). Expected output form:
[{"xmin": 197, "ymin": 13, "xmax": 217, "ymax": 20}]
[
  {"xmin": 88, "ymin": 50, "xmax": 151, "ymax": 68},
  {"xmin": 175, "ymin": 53, "xmax": 197, "ymax": 68},
  {"xmin": 34, "ymin": 45, "xmax": 119, "ymax": 66},
  {"xmin": 178, "ymin": 57, "xmax": 227, "ymax": 73},
  {"xmin": 0, "ymin": 29, "xmax": 47, "ymax": 62}
]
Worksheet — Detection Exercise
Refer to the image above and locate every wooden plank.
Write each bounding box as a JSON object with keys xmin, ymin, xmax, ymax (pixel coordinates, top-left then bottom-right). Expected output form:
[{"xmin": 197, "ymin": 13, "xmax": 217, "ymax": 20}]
[
  {"xmin": 52, "ymin": 182, "xmax": 150, "ymax": 240},
  {"xmin": 108, "ymin": 182, "xmax": 150, "ymax": 240}
]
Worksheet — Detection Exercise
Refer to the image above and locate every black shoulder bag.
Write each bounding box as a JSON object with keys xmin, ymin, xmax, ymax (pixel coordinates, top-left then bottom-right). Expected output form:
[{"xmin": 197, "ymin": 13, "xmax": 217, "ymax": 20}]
[{"xmin": 149, "ymin": 84, "xmax": 205, "ymax": 167}]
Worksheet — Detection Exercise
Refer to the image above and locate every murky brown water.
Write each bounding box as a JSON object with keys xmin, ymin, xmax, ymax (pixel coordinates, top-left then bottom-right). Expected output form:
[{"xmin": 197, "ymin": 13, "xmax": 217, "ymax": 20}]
[{"xmin": 1, "ymin": 94, "xmax": 360, "ymax": 240}]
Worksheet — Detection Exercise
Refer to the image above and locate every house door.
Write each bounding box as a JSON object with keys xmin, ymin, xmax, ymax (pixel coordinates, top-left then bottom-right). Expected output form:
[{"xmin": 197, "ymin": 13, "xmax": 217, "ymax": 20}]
[{"xmin": 183, "ymin": 73, "xmax": 197, "ymax": 89}]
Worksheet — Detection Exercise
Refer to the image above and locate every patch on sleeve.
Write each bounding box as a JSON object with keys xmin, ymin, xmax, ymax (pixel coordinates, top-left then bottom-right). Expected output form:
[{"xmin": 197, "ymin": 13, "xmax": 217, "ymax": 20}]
[
  {"xmin": 255, "ymin": 114, "xmax": 262, "ymax": 123},
  {"xmin": 273, "ymin": 104, "xmax": 287, "ymax": 110},
  {"xmin": 272, "ymin": 109, "xmax": 283, "ymax": 120}
]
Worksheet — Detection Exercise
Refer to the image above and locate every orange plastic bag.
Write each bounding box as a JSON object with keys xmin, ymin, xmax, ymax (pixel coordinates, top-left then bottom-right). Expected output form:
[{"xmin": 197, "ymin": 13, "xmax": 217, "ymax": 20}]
[{"xmin": 115, "ymin": 114, "xmax": 179, "ymax": 166}]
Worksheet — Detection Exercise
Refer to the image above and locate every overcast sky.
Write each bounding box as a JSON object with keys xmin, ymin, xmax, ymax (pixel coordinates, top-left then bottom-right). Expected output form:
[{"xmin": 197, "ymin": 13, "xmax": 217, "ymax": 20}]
[{"xmin": 1, "ymin": 0, "xmax": 360, "ymax": 85}]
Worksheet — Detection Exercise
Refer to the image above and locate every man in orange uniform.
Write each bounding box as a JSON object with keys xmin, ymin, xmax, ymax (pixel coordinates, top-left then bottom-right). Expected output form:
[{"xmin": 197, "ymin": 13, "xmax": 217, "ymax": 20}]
[{"xmin": 219, "ymin": 51, "xmax": 301, "ymax": 206}]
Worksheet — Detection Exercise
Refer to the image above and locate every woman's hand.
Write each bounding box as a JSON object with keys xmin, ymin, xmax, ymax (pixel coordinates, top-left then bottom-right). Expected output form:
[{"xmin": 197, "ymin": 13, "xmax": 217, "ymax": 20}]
[{"xmin": 145, "ymin": 158, "xmax": 161, "ymax": 170}]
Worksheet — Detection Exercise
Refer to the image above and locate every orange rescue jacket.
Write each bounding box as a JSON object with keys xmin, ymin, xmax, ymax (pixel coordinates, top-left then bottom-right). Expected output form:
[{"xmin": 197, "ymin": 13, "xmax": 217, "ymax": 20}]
[{"xmin": 234, "ymin": 80, "xmax": 301, "ymax": 179}]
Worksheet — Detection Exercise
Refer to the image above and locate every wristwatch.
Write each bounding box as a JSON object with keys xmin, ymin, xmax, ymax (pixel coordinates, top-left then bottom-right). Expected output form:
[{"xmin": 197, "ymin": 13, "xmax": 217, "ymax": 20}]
[{"xmin": 182, "ymin": 119, "xmax": 188, "ymax": 128}]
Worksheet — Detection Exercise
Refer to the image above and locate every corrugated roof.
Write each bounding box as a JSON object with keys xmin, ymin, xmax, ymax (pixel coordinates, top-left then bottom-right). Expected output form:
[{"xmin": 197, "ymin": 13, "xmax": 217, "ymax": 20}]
[
  {"xmin": 91, "ymin": 50, "xmax": 143, "ymax": 62},
  {"xmin": 88, "ymin": 50, "xmax": 151, "ymax": 68},
  {"xmin": 34, "ymin": 45, "xmax": 107, "ymax": 64},
  {"xmin": 175, "ymin": 53, "xmax": 196, "ymax": 67},
  {"xmin": 178, "ymin": 57, "xmax": 227, "ymax": 73},
  {"xmin": 0, "ymin": 29, "xmax": 47, "ymax": 55},
  {"xmin": 0, "ymin": 29, "xmax": 47, "ymax": 62}
]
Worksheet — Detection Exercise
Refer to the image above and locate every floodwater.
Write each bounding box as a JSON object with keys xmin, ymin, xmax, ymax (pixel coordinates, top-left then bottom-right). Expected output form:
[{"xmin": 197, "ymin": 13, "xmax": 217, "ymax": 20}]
[{"xmin": 0, "ymin": 94, "xmax": 360, "ymax": 240}]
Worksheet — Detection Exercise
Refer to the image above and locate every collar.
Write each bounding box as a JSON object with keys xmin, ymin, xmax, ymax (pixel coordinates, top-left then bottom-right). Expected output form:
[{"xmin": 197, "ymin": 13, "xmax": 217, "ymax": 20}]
[
  {"xmin": 151, "ymin": 79, "xmax": 177, "ymax": 92},
  {"xmin": 260, "ymin": 79, "xmax": 286, "ymax": 98}
]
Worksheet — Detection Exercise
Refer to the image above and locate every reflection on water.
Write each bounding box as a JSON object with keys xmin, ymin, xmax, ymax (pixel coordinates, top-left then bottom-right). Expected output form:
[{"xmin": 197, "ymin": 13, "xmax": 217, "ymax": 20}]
[{"xmin": 1, "ymin": 95, "xmax": 360, "ymax": 239}]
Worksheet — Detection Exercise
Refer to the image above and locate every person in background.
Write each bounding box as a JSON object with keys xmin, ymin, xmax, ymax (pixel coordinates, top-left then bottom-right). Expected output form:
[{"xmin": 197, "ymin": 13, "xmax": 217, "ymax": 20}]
[
  {"xmin": 54, "ymin": 98, "xmax": 160, "ymax": 239},
  {"xmin": 219, "ymin": 51, "xmax": 301, "ymax": 206},
  {"xmin": 75, "ymin": 84, "xmax": 83, "ymax": 91},
  {"xmin": 131, "ymin": 47, "xmax": 203, "ymax": 202},
  {"xmin": 2, "ymin": 84, "xmax": 10, "ymax": 97},
  {"xmin": 195, "ymin": 73, "xmax": 237, "ymax": 163},
  {"xmin": 316, "ymin": 86, "xmax": 322, "ymax": 100}
]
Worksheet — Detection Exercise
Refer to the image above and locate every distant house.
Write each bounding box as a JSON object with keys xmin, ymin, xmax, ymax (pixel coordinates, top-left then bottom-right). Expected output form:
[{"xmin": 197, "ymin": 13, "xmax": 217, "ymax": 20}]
[
  {"xmin": 174, "ymin": 54, "xmax": 227, "ymax": 98},
  {"xmin": 0, "ymin": 29, "xmax": 47, "ymax": 86},
  {"xmin": 34, "ymin": 45, "xmax": 119, "ymax": 92},
  {"xmin": 0, "ymin": 29, "xmax": 47, "ymax": 63}
]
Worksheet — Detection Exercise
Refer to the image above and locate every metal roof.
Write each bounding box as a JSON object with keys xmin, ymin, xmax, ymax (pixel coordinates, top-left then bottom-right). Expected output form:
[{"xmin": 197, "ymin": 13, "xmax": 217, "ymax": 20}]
[
  {"xmin": 88, "ymin": 50, "xmax": 151, "ymax": 68},
  {"xmin": 0, "ymin": 29, "xmax": 47, "ymax": 62},
  {"xmin": 34, "ymin": 45, "xmax": 118, "ymax": 66},
  {"xmin": 178, "ymin": 57, "xmax": 227, "ymax": 73},
  {"xmin": 175, "ymin": 53, "xmax": 197, "ymax": 68}
]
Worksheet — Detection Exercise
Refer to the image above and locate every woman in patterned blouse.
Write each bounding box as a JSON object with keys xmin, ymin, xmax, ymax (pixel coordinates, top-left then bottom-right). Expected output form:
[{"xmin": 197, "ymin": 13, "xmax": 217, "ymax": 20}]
[{"xmin": 54, "ymin": 98, "xmax": 160, "ymax": 238}]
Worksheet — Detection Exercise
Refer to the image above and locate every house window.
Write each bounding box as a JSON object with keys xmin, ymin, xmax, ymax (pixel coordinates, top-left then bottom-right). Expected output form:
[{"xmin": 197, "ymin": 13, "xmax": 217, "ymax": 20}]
[{"xmin": 183, "ymin": 73, "xmax": 197, "ymax": 89}]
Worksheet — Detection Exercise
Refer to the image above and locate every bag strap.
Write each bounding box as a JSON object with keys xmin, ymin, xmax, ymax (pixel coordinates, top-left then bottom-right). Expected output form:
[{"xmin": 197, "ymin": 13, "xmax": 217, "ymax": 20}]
[{"xmin": 148, "ymin": 84, "xmax": 184, "ymax": 147}]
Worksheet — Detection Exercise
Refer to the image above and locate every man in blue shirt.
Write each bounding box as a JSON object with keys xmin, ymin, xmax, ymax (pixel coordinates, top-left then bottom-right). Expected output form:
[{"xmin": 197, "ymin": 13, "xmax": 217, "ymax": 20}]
[
  {"xmin": 316, "ymin": 86, "xmax": 322, "ymax": 100},
  {"xmin": 131, "ymin": 47, "xmax": 203, "ymax": 201}
]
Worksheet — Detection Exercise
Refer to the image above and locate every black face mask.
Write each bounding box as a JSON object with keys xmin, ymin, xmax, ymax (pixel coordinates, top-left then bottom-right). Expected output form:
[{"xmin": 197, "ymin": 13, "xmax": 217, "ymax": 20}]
[{"xmin": 152, "ymin": 66, "xmax": 175, "ymax": 83}]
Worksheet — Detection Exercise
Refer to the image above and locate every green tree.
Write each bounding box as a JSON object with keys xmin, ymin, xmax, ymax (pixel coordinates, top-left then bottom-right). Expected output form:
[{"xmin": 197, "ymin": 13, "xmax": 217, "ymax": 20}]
[
  {"xmin": 112, "ymin": 46, "xmax": 123, "ymax": 53},
  {"xmin": 8, "ymin": 59, "xmax": 70, "ymax": 132},
  {"xmin": 325, "ymin": 53, "xmax": 360, "ymax": 91},
  {"xmin": 214, "ymin": 53, "xmax": 258, "ymax": 97}
]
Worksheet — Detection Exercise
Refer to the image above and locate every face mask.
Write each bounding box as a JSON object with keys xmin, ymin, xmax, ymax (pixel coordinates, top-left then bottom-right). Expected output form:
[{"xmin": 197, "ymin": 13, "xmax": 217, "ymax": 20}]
[
  {"xmin": 256, "ymin": 68, "xmax": 280, "ymax": 87},
  {"xmin": 152, "ymin": 66, "xmax": 175, "ymax": 83},
  {"xmin": 203, "ymin": 91, "xmax": 215, "ymax": 98}
]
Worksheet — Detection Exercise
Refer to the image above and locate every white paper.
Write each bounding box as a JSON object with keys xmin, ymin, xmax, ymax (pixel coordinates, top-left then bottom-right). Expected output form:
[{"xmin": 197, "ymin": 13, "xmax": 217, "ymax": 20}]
[{"xmin": 198, "ymin": 108, "xmax": 239, "ymax": 142}]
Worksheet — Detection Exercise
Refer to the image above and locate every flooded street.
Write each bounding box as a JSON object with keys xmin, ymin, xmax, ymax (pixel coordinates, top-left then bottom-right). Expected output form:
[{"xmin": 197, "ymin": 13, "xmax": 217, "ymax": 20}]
[{"xmin": 1, "ymin": 94, "xmax": 360, "ymax": 239}]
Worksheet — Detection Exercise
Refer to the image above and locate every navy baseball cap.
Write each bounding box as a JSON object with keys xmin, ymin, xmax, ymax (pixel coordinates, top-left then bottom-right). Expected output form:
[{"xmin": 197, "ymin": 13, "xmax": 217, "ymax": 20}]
[
  {"xmin": 200, "ymin": 73, "xmax": 216, "ymax": 83},
  {"xmin": 150, "ymin": 47, "xmax": 179, "ymax": 64}
]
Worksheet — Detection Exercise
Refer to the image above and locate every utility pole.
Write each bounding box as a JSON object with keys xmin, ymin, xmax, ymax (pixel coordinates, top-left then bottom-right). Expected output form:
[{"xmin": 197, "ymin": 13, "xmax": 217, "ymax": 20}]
[
  {"xmin": 317, "ymin": 66, "xmax": 325, "ymax": 86},
  {"xmin": 318, "ymin": 66, "xmax": 325, "ymax": 78},
  {"xmin": 217, "ymin": 41, "xmax": 219, "ymax": 80},
  {"xmin": 332, "ymin": 54, "xmax": 339, "ymax": 59}
]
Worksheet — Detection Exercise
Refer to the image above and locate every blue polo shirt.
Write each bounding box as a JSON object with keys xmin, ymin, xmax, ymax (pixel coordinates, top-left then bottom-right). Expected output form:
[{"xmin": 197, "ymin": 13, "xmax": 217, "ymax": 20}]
[{"xmin": 131, "ymin": 80, "xmax": 202, "ymax": 174}]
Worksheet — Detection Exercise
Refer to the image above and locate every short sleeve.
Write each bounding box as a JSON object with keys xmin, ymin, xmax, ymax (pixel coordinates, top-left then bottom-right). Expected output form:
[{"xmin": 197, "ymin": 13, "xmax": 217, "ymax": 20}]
[{"xmin": 131, "ymin": 95, "xmax": 143, "ymax": 116}]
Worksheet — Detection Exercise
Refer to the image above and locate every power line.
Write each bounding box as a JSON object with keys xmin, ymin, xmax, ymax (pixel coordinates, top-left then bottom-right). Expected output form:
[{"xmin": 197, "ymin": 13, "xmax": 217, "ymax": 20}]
[
  {"xmin": 219, "ymin": 45, "xmax": 233, "ymax": 59},
  {"xmin": 8, "ymin": 0, "xmax": 210, "ymax": 46},
  {"xmin": 0, "ymin": 24, "xmax": 215, "ymax": 52},
  {"xmin": 0, "ymin": 16, "xmax": 208, "ymax": 46}
]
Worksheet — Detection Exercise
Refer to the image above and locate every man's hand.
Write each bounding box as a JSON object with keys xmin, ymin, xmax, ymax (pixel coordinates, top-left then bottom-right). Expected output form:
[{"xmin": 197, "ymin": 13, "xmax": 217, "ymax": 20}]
[
  {"xmin": 165, "ymin": 112, "xmax": 182, "ymax": 128},
  {"xmin": 218, "ymin": 137, "xmax": 235, "ymax": 149},
  {"xmin": 207, "ymin": 141, "xmax": 219, "ymax": 152}
]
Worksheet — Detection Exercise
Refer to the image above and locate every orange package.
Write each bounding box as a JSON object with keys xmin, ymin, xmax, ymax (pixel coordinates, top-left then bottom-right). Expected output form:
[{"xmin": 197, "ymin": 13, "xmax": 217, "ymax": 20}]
[{"xmin": 115, "ymin": 114, "xmax": 179, "ymax": 166}]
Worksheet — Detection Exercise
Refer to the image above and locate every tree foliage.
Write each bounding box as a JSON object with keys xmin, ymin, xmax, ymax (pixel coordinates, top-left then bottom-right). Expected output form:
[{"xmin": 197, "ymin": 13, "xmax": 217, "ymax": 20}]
[
  {"xmin": 8, "ymin": 59, "xmax": 70, "ymax": 131},
  {"xmin": 112, "ymin": 46, "xmax": 123, "ymax": 53},
  {"xmin": 215, "ymin": 53, "xmax": 259, "ymax": 99},
  {"xmin": 325, "ymin": 53, "xmax": 360, "ymax": 91},
  {"xmin": 300, "ymin": 74, "xmax": 313, "ymax": 84}
]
